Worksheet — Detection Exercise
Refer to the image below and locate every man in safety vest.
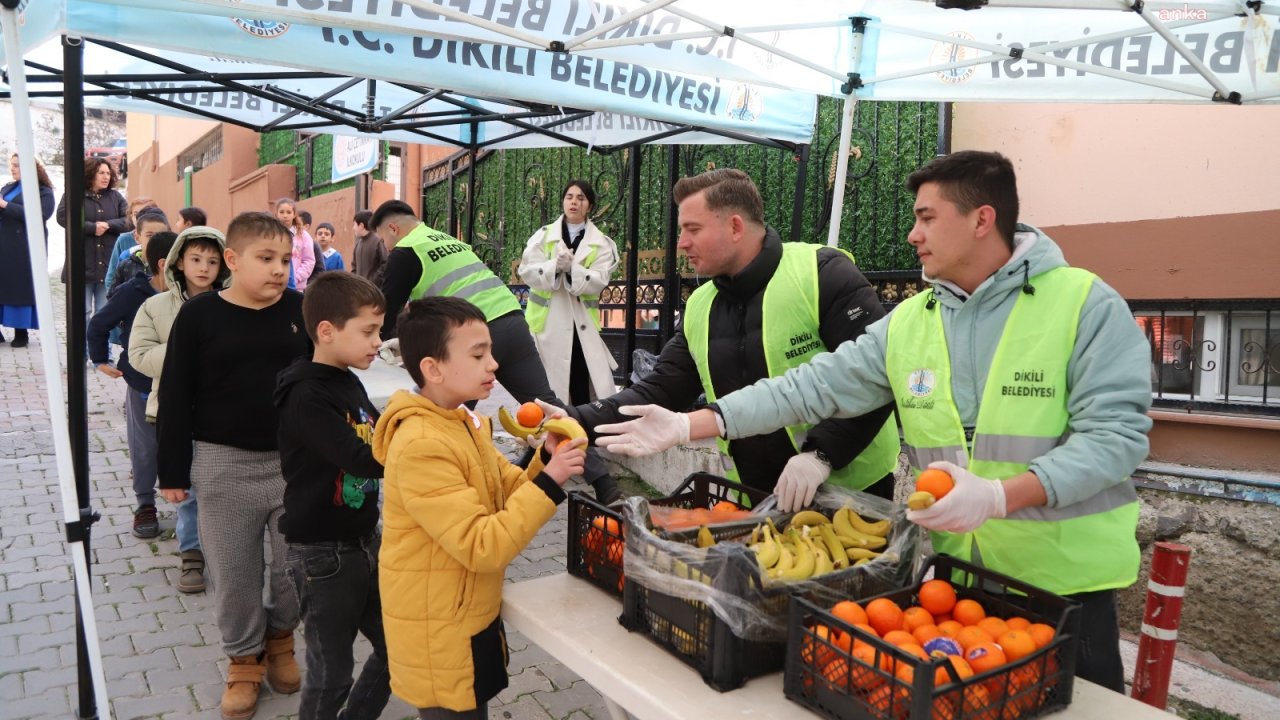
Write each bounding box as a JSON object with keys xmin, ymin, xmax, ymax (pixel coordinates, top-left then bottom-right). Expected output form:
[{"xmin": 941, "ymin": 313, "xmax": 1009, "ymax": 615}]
[
  {"xmin": 595, "ymin": 152, "xmax": 1152, "ymax": 692},
  {"xmin": 371, "ymin": 199, "xmax": 621, "ymax": 503},
  {"xmin": 566, "ymin": 168, "xmax": 900, "ymax": 509}
]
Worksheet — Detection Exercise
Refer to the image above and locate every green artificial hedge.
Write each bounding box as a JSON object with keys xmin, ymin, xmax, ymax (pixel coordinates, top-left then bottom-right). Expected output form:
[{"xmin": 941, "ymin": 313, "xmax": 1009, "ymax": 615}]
[{"xmin": 424, "ymin": 97, "xmax": 939, "ymax": 277}]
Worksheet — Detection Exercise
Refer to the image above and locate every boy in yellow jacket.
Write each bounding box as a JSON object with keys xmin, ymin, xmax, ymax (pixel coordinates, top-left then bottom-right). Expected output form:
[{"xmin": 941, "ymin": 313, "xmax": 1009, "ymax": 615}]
[{"xmin": 372, "ymin": 296, "xmax": 586, "ymax": 718}]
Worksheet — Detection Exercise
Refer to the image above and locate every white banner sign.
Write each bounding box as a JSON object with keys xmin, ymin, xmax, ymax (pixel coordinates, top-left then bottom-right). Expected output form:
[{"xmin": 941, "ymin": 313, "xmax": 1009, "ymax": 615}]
[{"xmin": 331, "ymin": 135, "xmax": 379, "ymax": 181}]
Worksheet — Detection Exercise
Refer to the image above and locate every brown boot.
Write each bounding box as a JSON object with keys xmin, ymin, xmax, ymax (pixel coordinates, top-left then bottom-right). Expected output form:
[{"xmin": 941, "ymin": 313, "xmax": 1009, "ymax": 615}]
[
  {"xmin": 264, "ymin": 628, "xmax": 301, "ymax": 694},
  {"xmin": 222, "ymin": 654, "xmax": 265, "ymax": 720}
]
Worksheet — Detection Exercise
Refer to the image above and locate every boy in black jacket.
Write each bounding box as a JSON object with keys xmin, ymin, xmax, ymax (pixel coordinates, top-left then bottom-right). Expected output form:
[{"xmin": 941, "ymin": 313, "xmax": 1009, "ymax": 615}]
[
  {"xmin": 88, "ymin": 230, "xmax": 177, "ymax": 540},
  {"xmin": 274, "ymin": 271, "xmax": 391, "ymax": 720}
]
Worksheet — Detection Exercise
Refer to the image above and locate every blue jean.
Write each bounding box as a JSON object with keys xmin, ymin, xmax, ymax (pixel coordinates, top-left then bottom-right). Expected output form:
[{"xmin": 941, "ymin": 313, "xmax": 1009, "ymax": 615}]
[
  {"xmin": 176, "ymin": 485, "xmax": 200, "ymax": 552},
  {"xmin": 85, "ymin": 281, "xmax": 107, "ymax": 357},
  {"xmin": 285, "ymin": 532, "xmax": 391, "ymax": 720}
]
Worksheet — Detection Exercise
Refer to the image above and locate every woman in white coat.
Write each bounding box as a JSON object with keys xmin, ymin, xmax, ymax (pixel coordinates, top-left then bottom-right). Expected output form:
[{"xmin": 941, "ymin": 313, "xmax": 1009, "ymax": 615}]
[{"xmin": 519, "ymin": 179, "xmax": 621, "ymax": 406}]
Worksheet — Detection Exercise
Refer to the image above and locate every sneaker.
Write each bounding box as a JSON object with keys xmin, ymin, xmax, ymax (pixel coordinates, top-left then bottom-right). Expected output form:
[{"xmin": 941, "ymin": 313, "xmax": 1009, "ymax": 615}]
[
  {"xmin": 131, "ymin": 504, "xmax": 160, "ymax": 539},
  {"xmin": 178, "ymin": 549, "xmax": 205, "ymax": 594}
]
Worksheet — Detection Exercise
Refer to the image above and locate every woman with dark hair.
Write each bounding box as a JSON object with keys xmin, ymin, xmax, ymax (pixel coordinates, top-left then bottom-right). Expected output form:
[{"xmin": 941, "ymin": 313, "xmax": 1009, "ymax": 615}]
[
  {"xmin": 518, "ymin": 179, "xmax": 623, "ymax": 503},
  {"xmin": 57, "ymin": 157, "xmax": 132, "ymax": 346},
  {"xmin": 0, "ymin": 154, "xmax": 57, "ymax": 347}
]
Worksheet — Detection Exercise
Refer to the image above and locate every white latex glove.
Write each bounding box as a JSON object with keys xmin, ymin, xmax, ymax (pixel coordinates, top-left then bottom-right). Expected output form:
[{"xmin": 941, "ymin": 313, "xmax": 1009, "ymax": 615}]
[
  {"xmin": 377, "ymin": 337, "xmax": 401, "ymax": 365},
  {"xmin": 594, "ymin": 404, "xmax": 689, "ymax": 457},
  {"xmin": 555, "ymin": 247, "xmax": 574, "ymax": 273},
  {"xmin": 906, "ymin": 461, "xmax": 1007, "ymax": 533},
  {"xmin": 774, "ymin": 452, "xmax": 831, "ymax": 512}
]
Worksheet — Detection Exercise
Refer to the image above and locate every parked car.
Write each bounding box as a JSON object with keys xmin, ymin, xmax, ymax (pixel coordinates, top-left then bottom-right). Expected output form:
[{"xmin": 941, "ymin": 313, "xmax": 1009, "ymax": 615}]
[{"xmin": 86, "ymin": 137, "xmax": 127, "ymax": 178}]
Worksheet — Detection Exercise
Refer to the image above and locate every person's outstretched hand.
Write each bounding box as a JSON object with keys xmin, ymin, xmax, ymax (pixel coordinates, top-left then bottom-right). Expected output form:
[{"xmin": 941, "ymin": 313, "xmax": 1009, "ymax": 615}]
[
  {"xmin": 906, "ymin": 461, "xmax": 1006, "ymax": 533},
  {"xmin": 594, "ymin": 405, "xmax": 689, "ymax": 457},
  {"xmin": 774, "ymin": 452, "xmax": 830, "ymax": 512}
]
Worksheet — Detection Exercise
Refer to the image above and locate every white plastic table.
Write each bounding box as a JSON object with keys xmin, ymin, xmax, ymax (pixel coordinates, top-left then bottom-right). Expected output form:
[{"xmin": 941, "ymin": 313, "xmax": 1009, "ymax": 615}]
[{"xmin": 501, "ymin": 573, "xmax": 1179, "ymax": 720}]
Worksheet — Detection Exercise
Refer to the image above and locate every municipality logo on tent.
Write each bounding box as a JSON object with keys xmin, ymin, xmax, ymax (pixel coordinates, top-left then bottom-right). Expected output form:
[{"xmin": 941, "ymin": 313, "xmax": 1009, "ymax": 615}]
[
  {"xmin": 233, "ymin": 18, "xmax": 291, "ymax": 39},
  {"xmin": 726, "ymin": 84, "xmax": 763, "ymax": 122},
  {"xmin": 930, "ymin": 31, "xmax": 979, "ymax": 85}
]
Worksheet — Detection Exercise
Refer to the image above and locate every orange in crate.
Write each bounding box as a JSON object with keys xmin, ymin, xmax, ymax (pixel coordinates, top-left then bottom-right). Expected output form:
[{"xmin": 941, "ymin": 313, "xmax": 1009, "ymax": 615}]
[
  {"xmin": 866, "ymin": 598, "xmax": 906, "ymax": 637},
  {"xmin": 997, "ymin": 630, "xmax": 1037, "ymax": 662},
  {"xmin": 918, "ymin": 579, "xmax": 958, "ymax": 617},
  {"xmin": 1027, "ymin": 623, "xmax": 1056, "ymax": 649},
  {"xmin": 952, "ymin": 598, "xmax": 986, "ymax": 626},
  {"xmin": 955, "ymin": 626, "xmax": 995, "ymax": 652},
  {"xmin": 831, "ymin": 600, "xmax": 869, "ymax": 628},
  {"xmin": 964, "ymin": 642, "xmax": 1008, "ymax": 674},
  {"xmin": 976, "ymin": 616, "xmax": 1011, "ymax": 640}
]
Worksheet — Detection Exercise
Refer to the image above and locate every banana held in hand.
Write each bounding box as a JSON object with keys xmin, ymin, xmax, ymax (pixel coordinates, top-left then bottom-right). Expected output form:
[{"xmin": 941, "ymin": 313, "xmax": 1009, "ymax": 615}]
[
  {"xmin": 498, "ymin": 406, "xmax": 539, "ymax": 440},
  {"xmin": 542, "ymin": 417, "xmax": 587, "ymax": 441},
  {"xmin": 907, "ymin": 491, "xmax": 937, "ymax": 510}
]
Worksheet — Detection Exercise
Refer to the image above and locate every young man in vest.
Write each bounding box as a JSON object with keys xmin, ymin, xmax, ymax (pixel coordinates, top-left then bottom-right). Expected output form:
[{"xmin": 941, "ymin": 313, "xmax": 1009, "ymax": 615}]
[
  {"xmin": 595, "ymin": 152, "xmax": 1152, "ymax": 692},
  {"xmin": 562, "ymin": 168, "xmax": 899, "ymax": 508},
  {"xmin": 370, "ymin": 200, "xmax": 622, "ymax": 504}
]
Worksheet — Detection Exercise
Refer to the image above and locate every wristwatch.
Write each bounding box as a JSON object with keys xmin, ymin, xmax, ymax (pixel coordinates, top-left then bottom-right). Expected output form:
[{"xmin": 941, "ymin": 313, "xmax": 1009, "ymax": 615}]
[{"xmin": 810, "ymin": 447, "xmax": 833, "ymax": 468}]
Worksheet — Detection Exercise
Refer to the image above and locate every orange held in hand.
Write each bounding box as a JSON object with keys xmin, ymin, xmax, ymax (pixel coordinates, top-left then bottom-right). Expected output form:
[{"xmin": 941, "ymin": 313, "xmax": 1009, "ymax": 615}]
[
  {"xmin": 515, "ymin": 401, "xmax": 544, "ymax": 428},
  {"xmin": 915, "ymin": 468, "xmax": 955, "ymax": 500}
]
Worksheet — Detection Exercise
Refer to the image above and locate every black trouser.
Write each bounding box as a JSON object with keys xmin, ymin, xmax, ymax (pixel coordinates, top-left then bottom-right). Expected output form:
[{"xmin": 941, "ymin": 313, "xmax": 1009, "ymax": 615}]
[
  {"xmin": 1067, "ymin": 589, "xmax": 1125, "ymax": 692},
  {"xmin": 487, "ymin": 312, "xmax": 610, "ymax": 484},
  {"xmin": 284, "ymin": 532, "xmax": 391, "ymax": 720}
]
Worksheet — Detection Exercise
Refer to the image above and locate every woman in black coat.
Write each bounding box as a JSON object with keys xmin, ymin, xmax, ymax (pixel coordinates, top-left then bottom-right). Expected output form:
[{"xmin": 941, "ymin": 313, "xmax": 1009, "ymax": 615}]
[
  {"xmin": 57, "ymin": 157, "xmax": 132, "ymax": 345},
  {"xmin": 0, "ymin": 154, "xmax": 56, "ymax": 347}
]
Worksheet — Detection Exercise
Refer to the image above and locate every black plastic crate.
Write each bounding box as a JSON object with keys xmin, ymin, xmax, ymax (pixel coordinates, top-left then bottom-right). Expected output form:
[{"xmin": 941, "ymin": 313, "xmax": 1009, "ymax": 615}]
[
  {"xmin": 566, "ymin": 472, "xmax": 767, "ymax": 598},
  {"xmin": 619, "ymin": 479, "xmax": 913, "ymax": 692},
  {"xmin": 784, "ymin": 554, "xmax": 1081, "ymax": 720}
]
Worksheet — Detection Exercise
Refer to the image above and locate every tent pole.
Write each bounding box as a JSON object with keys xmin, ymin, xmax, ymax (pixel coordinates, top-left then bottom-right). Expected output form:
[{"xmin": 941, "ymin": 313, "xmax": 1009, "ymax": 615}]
[
  {"xmin": 466, "ymin": 140, "xmax": 477, "ymax": 245},
  {"xmin": 61, "ymin": 35, "xmax": 103, "ymax": 718},
  {"xmin": 0, "ymin": 15, "xmax": 110, "ymax": 718},
  {"xmin": 826, "ymin": 18, "xmax": 867, "ymax": 248},
  {"xmin": 790, "ymin": 143, "xmax": 810, "ymax": 243},
  {"xmin": 661, "ymin": 144, "xmax": 680, "ymax": 343},
  {"xmin": 623, "ymin": 149, "xmax": 642, "ymax": 383}
]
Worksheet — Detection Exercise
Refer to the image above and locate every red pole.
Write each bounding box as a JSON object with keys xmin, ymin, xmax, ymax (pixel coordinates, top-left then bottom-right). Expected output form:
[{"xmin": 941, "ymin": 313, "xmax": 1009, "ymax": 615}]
[{"xmin": 1131, "ymin": 542, "xmax": 1192, "ymax": 709}]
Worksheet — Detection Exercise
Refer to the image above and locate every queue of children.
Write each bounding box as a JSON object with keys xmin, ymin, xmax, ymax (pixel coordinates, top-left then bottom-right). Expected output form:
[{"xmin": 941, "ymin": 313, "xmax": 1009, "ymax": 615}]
[{"xmin": 82, "ymin": 197, "xmax": 581, "ymax": 720}]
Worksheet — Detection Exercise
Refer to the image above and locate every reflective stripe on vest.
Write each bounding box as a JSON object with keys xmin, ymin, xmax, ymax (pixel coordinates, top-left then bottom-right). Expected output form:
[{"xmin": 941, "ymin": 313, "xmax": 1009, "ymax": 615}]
[
  {"xmin": 886, "ymin": 267, "xmax": 1139, "ymax": 595},
  {"xmin": 526, "ymin": 223, "xmax": 601, "ymax": 333},
  {"xmin": 396, "ymin": 224, "xmax": 520, "ymax": 321},
  {"xmin": 684, "ymin": 243, "xmax": 900, "ymax": 492}
]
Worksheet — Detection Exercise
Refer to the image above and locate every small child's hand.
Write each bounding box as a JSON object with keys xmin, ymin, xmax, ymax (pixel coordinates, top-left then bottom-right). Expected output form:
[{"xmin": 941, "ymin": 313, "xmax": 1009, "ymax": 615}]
[
  {"xmin": 96, "ymin": 363, "xmax": 124, "ymax": 379},
  {"xmin": 543, "ymin": 436, "xmax": 586, "ymax": 486},
  {"xmin": 159, "ymin": 488, "xmax": 188, "ymax": 503}
]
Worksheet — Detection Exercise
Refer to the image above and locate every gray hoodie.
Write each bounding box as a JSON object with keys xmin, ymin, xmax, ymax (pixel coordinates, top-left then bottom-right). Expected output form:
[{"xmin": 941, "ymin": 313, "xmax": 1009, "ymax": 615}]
[
  {"xmin": 128, "ymin": 226, "xmax": 231, "ymax": 421},
  {"xmin": 717, "ymin": 226, "xmax": 1152, "ymax": 509}
]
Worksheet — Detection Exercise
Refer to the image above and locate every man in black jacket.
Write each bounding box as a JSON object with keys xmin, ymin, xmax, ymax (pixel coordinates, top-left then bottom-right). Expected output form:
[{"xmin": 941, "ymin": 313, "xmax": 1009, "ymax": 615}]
[{"xmin": 573, "ymin": 169, "xmax": 897, "ymax": 509}]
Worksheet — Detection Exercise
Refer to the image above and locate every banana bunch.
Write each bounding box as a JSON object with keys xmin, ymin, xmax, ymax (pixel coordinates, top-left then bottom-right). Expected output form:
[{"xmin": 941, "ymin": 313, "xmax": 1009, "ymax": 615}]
[
  {"xmin": 497, "ymin": 407, "xmax": 587, "ymax": 443},
  {"xmin": 746, "ymin": 508, "xmax": 893, "ymax": 583}
]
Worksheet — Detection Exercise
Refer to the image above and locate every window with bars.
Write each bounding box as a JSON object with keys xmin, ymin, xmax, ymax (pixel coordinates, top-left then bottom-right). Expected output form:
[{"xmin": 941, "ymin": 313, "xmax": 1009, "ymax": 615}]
[{"xmin": 1131, "ymin": 301, "xmax": 1280, "ymax": 416}]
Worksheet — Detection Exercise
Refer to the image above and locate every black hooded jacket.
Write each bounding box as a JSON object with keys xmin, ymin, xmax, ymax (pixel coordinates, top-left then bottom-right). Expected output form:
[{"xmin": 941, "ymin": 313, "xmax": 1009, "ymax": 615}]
[
  {"xmin": 274, "ymin": 359, "xmax": 384, "ymax": 543},
  {"xmin": 573, "ymin": 228, "xmax": 895, "ymax": 493}
]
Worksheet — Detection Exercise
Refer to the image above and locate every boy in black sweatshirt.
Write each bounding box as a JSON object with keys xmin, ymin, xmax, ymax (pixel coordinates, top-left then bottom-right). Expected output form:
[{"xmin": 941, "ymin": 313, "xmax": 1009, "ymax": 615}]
[
  {"xmin": 274, "ymin": 271, "xmax": 390, "ymax": 720},
  {"xmin": 88, "ymin": 230, "xmax": 177, "ymax": 540},
  {"xmin": 156, "ymin": 212, "xmax": 311, "ymax": 719}
]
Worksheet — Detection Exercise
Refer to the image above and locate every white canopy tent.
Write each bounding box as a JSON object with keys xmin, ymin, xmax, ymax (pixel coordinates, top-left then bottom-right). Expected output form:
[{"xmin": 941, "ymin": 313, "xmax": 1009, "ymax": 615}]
[{"xmin": 3, "ymin": 1, "xmax": 1277, "ymax": 716}]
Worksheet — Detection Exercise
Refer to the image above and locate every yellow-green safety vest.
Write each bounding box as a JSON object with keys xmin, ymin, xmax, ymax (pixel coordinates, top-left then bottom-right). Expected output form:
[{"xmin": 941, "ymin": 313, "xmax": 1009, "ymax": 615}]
[
  {"xmin": 395, "ymin": 223, "xmax": 520, "ymax": 321},
  {"xmin": 885, "ymin": 267, "xmax": 1139, "ymax": 595},
  {"xmin": 685, "ymin": 243, "xmax": 901, "ymax": 494},
  {"xmin": 525, "ymin": 223, "xmax": 601, "ymax": 334}
]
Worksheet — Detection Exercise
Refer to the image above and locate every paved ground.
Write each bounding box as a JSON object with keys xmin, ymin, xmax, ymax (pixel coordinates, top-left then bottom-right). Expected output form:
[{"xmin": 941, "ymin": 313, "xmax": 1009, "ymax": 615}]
[{"xmin": 0, "ymin": 281, "xmax": 612, "ymax": 720}]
